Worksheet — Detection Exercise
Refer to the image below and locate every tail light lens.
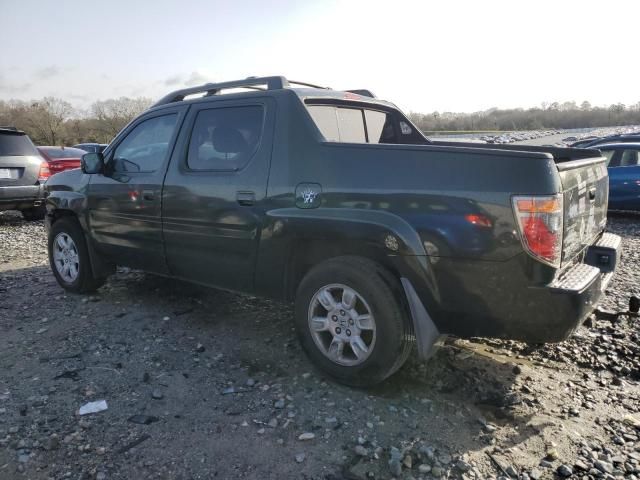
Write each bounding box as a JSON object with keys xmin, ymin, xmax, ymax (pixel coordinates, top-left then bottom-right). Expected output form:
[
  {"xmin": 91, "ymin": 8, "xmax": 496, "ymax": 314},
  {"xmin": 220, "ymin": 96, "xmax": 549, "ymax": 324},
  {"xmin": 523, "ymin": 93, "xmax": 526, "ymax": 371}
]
[
  {"xmin": 512, "ymin": 194, "xmax": 563, "ymax": 267},
  {"xmin": 38, "ymin": 161, "xmax": 51, "ymax": 182}
]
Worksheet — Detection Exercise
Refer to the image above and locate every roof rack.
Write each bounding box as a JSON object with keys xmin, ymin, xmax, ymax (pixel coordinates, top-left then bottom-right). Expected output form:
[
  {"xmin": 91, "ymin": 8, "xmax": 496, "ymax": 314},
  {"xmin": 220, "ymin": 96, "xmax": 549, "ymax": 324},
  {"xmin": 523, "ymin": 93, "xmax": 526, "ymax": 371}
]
[{"xmin": 153, "ymin": 76, "xmax": 331, "ymax": 107}]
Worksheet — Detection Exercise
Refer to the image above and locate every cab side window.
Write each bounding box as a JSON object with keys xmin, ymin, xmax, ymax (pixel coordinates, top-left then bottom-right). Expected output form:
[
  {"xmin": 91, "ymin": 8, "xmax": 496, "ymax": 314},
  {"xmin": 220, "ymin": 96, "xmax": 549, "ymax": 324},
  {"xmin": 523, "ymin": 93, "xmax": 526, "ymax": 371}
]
[
  {"xmin": 187, "ymin": 106, "xmax": 264, "ymax": 171},
  {"xmin": 619, "ymin": 149, "xmax": 640, "ymax": 167},
  {"xmin": 112, "ymin": 114, "xmax": 178, "ymax": 173}
]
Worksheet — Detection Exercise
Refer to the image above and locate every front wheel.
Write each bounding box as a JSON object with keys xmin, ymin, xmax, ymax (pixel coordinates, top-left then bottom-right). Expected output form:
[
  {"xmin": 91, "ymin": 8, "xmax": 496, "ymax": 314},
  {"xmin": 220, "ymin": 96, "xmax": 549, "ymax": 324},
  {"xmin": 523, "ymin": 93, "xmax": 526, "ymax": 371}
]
[
  {"xmin": 295, "ymin": 256, "xmax": 412, "ymax": 387},
  {"xmin": 48, "ymin": 218, "xmax": 106, "ymax": 293}
]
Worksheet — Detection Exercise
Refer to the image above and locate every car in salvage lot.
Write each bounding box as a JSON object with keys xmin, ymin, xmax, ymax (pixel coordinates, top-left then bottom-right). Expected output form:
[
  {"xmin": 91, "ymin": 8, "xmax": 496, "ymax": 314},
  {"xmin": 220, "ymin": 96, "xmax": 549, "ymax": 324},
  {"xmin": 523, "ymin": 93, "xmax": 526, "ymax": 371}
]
[
  {"xmin": 43, "ymin": 76, "xmax": 621, "ymax": 386},
  {"xmin": 0, "ymin": 126, "xmax": 49, "ymax": 220},
  {"xmin": 590, "ymin": 142, "xmax": 640, "ymax": 211},
  {"xmin": 37, "ymin": 146, "xmax": 86, "ymax": 175}
]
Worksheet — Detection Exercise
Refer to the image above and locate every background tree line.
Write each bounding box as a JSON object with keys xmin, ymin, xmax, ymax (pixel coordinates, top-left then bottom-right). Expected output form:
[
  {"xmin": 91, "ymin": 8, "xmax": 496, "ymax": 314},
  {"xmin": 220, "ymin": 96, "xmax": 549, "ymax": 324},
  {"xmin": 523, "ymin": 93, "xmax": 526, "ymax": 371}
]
[
  {"xmin": 2, "ymin": 96, "xmax": 640, "ymax": 146},
  {"xmin": 409, "ymin": 100, "xmax": 640, "ymax": 133},
  {"xmin": 0, "ymin": 97, "xmax": 152, "ymax": 146}
]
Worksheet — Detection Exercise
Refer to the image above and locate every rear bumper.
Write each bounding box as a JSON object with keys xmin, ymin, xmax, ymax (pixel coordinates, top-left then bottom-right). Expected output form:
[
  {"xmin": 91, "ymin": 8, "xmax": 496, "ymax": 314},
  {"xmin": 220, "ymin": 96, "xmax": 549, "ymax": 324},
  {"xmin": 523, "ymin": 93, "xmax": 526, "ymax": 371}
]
[
  {"xmin": 0, "ymin": 185, "xmax": 45, "ymax": 210},
  {"xmin": 406, "ymin": 232, "xmax": 621, "ymax": 344}
]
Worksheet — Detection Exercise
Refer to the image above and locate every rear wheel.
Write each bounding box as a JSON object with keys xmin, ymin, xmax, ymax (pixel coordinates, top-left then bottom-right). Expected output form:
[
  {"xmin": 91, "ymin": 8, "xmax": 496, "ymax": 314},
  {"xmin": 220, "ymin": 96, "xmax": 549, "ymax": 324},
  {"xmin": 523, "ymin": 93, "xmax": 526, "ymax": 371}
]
[
  {"xmin": 295, "ymin": 256, "xmax": 412, "ymax": 387},
  {"xmin": 21, "ymin": 206, "xmax": 46, "ymax": 221},
  {"xmin": 48, "ymin": 217, "xmax": 106, "ymax": 293}
]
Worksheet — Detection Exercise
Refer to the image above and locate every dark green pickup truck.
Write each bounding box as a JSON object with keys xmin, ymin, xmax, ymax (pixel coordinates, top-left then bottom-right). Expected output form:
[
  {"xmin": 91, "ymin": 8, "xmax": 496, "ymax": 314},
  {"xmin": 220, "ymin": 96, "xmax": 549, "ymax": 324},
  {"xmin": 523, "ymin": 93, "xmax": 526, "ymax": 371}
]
[{"xmin": 44, "ymin": 76, "xmax": 620, "ymax": 386}]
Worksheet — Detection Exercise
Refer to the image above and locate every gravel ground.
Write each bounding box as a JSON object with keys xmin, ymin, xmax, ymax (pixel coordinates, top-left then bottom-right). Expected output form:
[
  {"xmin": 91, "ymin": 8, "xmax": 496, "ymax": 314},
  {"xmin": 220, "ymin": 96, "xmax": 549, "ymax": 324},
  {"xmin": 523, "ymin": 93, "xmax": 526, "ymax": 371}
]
[{"xmin": 1, "ymin": 210, "xmax": 640, "ymax": 480}]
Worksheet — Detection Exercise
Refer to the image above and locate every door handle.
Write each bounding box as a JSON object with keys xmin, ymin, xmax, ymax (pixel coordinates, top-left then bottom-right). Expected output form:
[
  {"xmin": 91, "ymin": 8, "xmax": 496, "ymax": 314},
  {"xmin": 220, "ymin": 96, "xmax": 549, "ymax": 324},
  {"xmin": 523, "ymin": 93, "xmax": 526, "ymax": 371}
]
[
  {"xmin": 236, "ymin": 191, "xmax": 256, "ymax": 206},
  {"xmin": 142, "ymin": 190, "xmax": 155, "ymax": 201},
  {"xmin": 588, "ymin": 187, "xmax": 596, "ymax": 202}
]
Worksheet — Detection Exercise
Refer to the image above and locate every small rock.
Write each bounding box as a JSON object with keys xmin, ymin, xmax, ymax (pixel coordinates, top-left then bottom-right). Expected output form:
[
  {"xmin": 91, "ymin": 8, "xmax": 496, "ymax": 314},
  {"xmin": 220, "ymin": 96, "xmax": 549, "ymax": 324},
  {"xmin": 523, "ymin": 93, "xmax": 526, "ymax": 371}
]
[
  {"xmin": 298, "ymin": 432, "xmax": 315, "ymax": 441},
  {"xmin": 545, "ymin": 448, "xmax": 559, "ymax": 461},
  {"xmin": 557, "ymin": 464, "xmax": 573, "ymax": 477},
  {"xmin": 274, "ymin": 399, "xmax": 285, "ymax": 409},
  {"xmin": 512, "ymin": 364, "xmax": 522, "ymax": 375},
  {"xmin": 574, "ymin": 460, "xmax": 589, "ymax": 471},
  {"xmin": 418, "ymin": 464, "xmax": 431, "ymax": 474},
  {"xmin": 403, "ymin": 455, "xmax": 413, "ymax": 469},
  {"xmin": 46, "ymin": 434, "xmax": 60, "ymax": 451},
  {"xmin": 246, "ymin": 378, "xmax": 255, "ymax": 387},
  {"xmin": 195, "ymin": 343, "xmax": 205, "ymax": 353},
  {"xmin": 529, "ymin": 468, "xmax": 542, "ymax": 480},
  {"xmin": 431, "ymin": 466, "xmax": 444, "ymax": 477},
  {"xmin": 295, "ymin": 453, "xmax": 306, "ymax": 463},
  {"xmin": 595, "ymin": 460, "xmax": 614, "ymax": 474},
  {"xmin": 388, "ymin": 458, "xmax": 402, "ymax": 476},
  {"xmin": 268, "ymin": 419, "xmax": 278, "ymax": 428},
  {"xmin": 355, "ymin": 445, "xmax": 368, "ymax": 456},
  {"xmin": 151, "ymin": 390, "xmax": 164, "ymax": 400},
  {"xmin": 456, "ymin": 460, "xmax": 471, "ymax": 472}
]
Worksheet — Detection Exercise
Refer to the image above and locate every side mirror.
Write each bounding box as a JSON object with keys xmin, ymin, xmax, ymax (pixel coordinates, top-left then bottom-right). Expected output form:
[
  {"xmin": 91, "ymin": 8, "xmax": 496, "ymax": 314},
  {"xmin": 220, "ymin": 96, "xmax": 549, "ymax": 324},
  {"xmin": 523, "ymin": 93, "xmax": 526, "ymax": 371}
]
[{"xmin": 81, "ymin": 152, "xmax": 104, "ymax": 174}]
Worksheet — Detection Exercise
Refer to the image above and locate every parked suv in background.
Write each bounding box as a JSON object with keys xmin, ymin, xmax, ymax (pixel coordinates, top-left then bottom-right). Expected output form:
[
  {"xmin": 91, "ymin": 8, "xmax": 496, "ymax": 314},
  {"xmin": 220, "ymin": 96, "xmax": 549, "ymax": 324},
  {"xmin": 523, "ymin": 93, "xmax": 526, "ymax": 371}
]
[
  {"xmin": 0, "ymin": 127, "xmax": 49, "ymax": 220},
  {"xmin": 44, "ymin": 76, "xmax": 619, "ymax": 386}
]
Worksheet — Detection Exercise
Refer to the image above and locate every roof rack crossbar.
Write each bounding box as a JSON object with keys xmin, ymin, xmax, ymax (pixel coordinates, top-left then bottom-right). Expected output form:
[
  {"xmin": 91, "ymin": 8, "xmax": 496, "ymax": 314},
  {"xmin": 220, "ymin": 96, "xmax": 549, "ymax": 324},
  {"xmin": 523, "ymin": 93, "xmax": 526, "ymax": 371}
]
[
  {"xmin": 288, "ymin": 80, "xmax": 330, "ymax": 89},
  {"xmin": 153, "ymin": 76, "xmax": 290, "ymax": 106}
]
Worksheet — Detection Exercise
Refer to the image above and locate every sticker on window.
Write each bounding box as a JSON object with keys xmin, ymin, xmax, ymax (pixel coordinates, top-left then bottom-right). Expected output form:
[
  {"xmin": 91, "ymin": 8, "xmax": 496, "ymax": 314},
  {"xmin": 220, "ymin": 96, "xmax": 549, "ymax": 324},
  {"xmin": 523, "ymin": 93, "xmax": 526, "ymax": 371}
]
[{"xmin": 400, "ymin": 121, "xmax": 412, "ymax": 135}]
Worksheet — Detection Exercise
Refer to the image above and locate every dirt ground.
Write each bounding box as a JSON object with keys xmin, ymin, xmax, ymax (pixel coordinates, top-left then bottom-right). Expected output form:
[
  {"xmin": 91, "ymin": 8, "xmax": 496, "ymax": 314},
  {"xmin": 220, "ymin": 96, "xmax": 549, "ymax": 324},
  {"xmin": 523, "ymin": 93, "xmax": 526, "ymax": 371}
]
[{"xmin": 1, "ymin": 211, "xmax": 640, "ymax": 480}]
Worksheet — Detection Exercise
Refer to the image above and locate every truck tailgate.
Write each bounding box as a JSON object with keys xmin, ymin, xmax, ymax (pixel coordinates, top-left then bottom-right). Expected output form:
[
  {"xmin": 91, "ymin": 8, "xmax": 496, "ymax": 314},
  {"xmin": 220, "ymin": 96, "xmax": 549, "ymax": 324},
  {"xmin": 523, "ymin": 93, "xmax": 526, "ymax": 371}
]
[{"xmin": 557, "ymin": 156, "xmax": 609, "ymax": 265}]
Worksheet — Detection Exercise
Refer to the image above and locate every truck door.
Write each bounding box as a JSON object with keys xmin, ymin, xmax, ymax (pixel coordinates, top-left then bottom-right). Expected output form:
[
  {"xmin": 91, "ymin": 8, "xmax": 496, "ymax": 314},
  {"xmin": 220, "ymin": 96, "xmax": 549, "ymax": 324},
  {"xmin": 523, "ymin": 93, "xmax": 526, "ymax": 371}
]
[
  {"xmin": 86, "ymin": 107, "xmax": 187, "ymax": 273},
  {"xmin": 162, "ymin": 98, "xmax": 275, "ymax": 292}
]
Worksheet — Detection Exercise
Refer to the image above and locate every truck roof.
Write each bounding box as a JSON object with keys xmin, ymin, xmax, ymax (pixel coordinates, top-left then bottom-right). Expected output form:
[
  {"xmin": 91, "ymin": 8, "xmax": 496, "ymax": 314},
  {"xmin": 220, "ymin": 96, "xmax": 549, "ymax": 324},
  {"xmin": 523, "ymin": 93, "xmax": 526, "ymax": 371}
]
[{"xmin": 152, "ymin": 75, "xmax": 396, "ymax": 110}]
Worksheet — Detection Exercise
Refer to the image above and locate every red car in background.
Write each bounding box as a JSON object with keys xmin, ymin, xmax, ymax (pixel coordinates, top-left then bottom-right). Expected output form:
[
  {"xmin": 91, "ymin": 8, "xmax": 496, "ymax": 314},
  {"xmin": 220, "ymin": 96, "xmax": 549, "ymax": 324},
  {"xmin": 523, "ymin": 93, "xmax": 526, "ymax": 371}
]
[{"xmin": 37, "ymin": 146, "xmax": 86, "ymax": 174}]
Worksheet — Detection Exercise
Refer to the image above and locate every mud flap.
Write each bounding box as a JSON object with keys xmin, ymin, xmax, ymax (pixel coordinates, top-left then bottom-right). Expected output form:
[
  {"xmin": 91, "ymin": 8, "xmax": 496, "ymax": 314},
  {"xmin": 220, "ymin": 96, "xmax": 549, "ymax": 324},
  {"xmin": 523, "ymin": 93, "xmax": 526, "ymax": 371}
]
[{"xmin": 401, "ymin": 278, "xmax": 444, "ymax": 360}]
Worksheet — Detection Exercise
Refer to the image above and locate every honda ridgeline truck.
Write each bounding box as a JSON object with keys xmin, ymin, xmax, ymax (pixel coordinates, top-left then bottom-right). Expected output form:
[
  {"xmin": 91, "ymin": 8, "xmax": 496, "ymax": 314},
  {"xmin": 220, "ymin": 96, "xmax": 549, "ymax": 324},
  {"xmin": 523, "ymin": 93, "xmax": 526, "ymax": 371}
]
[{"xmin": 44, "ymin": 76, "xmax": 620, "ymax": 386}]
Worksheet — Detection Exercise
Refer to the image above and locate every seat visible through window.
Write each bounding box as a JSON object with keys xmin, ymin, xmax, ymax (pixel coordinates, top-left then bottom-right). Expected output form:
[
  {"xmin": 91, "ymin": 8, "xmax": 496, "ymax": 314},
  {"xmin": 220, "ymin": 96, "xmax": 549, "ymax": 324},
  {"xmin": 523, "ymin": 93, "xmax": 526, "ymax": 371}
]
[{"xmin": 187, "ymin": 106, "xmax": 263, "ymax": 171}]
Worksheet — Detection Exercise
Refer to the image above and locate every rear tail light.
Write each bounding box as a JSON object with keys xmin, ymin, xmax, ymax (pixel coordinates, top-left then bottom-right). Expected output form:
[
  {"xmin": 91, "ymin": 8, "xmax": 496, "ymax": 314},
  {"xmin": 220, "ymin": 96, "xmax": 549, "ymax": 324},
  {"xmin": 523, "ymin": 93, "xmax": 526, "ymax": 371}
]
[
  {"xmin": 38, "ymin": 161, "xmax": 51, "ymax": 182},
  {"xmin": 512, "ymin": 194, "xmax": 563, "ymax": 267}
]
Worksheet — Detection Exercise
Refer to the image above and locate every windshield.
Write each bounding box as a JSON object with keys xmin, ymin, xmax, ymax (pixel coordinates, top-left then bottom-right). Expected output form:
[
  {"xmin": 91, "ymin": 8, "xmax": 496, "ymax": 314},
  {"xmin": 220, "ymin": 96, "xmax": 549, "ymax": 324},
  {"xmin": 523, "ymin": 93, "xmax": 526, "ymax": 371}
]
[{"xmin": 0, "ymin": 133, "xmax": 38, "ymax": 156}]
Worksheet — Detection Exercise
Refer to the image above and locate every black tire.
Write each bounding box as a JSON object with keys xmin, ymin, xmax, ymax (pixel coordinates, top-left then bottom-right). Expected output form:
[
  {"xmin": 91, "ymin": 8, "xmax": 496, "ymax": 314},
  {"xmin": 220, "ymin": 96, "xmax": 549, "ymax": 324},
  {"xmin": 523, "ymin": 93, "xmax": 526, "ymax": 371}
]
[
  {"xmin": 21, "ymin": 206, "xmax": 46, "ymax": 221},
  {"xmin": 48, "ymin": 217, "xmax": 106, "ymax": 293},
  {"xmin": 295, "ymin": 256, "xmax": 413, "ymax": 387}
]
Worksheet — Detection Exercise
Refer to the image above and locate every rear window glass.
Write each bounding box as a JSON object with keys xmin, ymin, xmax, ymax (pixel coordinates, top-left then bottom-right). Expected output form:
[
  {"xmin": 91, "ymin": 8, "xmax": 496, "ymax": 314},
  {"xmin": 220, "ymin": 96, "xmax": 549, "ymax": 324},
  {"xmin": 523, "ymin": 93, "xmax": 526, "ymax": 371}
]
[
  {"xmin": 0, "ymin": 133, "xmax": 38, "ymax": 156},
  {"xmin": 306, "ymin": 104, "xmax": 408, "ymax": 144},
  {"xmin": 39, "ymin": 147, "xmax": 87, "ymax": 158}
]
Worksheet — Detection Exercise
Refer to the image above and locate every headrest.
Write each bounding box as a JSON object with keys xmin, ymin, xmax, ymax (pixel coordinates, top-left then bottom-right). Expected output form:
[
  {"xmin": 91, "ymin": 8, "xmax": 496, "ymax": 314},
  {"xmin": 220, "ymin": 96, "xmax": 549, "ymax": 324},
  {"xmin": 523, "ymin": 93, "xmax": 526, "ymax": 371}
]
[{"xmin": 212, "ymin": 127, "xmax": 247, "ymax": 154}]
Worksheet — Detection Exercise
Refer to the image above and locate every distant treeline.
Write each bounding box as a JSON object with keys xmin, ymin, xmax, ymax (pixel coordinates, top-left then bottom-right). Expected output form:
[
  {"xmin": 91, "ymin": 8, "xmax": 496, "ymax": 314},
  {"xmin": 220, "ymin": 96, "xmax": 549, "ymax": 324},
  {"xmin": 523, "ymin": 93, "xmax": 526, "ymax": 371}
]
[
  {"xmin": 409, "ymin": 101, "xmax": 640, "ymax": 132},
  {"xmin": 0, "ymin": 97, "xmax": 152, "ymax": 146},
  {"xmin": 2, "ymin": 96, "xmax": 640, "ymax": 146}
]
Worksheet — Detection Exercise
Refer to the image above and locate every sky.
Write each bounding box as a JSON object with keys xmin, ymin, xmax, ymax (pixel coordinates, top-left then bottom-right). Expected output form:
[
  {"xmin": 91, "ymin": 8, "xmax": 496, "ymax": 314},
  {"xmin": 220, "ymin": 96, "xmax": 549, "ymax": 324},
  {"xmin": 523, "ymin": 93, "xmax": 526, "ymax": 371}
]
[{"xmin": 1, "ymin": 0, "xmax": 639, "ymax": 114}]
